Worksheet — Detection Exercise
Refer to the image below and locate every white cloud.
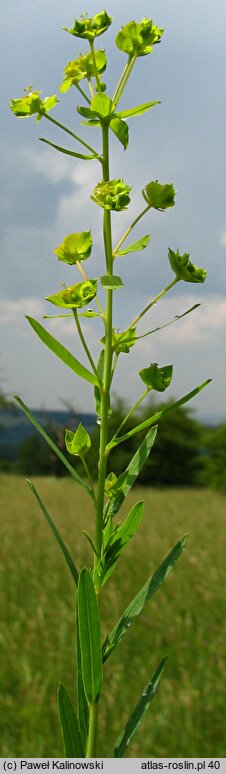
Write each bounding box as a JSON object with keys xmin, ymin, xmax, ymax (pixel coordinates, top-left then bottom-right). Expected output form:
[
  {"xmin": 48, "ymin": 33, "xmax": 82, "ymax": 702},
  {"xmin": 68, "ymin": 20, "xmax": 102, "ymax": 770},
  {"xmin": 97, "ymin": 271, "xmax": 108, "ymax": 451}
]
[
  {"xmin": 220, "ymin": 230, "xmax": 226, "ymax": 248},
  {"xmin": 136, "ymin": 293, "xmax": 226, "ymax": 349},
  {"xmin": 0, "ymin": 297, "xmax": 44, "ymax": 324}
]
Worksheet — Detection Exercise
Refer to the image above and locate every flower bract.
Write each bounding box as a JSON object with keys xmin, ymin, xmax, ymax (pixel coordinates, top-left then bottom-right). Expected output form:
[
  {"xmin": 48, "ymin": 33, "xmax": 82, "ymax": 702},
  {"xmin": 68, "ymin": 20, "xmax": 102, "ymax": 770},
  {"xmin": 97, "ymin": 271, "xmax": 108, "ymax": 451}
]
[
  {"xmin": 54, "ymin": 232, "xmax": 92, "ymax": 264},
  {"xmin": 142, "ymin": 181, "xmax": 176, "ymax": 210},
  {"xmin": 168, "ymin": 249, "xmax": 207, "ymax": 284},
  {"xmin": 139, "ymin": 363, "xmax": 173, "ymax": 391},
  {"xmin": 63, "ymin": 11, "xmax": 112, "ymax": 41},
  {"xmin": 46, "ymin": 280, "xmax": 97, "ymax": 309}
]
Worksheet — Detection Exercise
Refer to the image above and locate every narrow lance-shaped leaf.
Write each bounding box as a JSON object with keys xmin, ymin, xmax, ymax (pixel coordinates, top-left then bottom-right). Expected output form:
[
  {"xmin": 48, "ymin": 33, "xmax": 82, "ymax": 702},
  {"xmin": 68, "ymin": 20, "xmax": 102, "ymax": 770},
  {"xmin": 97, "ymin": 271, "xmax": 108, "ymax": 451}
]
[
  {"xmin": 115, "ymin": 234, "xmax": 150, "ymax": 257},
  {"xmin": 76, "ymin": 608, "xmax": 89, "ymax": 752},
  {"xmin": 39, "ymin": 137, "xmax": 99, "ymax": 161},
  {"xmin": 106, "ymin": 379, "xmax": 212, "ymax": 450},
  {"xmin": 107, "ymin": 426, "xmax": 157, "ymax": 518},
  {"xmin": 27, "ymin": 480, "xmax": 79, "ymax": 585},
  {"xmin": 117, "ymin": 100, "xmax": 160, "ymax": 119},
  {"xmin": 57, "ymin": 683, "xmax": 84, "ymax": 757},
  {"xmin": 26, "ymin": 317, "xmax": 99, "ymax": 386},
  {"xmin": 13, "ymin": 395, "xmax": 91, "ymax": 492},
  {"xmin": 78, "ymin": 568, "xmax": 103, "ymax": 704},
  {"xmin": 113, "ymin": 658, "xmax": 167, "ymax": 757},
  {"xmin": 102, "ymin": 534, "xmax": 187, "ymax": 661}
]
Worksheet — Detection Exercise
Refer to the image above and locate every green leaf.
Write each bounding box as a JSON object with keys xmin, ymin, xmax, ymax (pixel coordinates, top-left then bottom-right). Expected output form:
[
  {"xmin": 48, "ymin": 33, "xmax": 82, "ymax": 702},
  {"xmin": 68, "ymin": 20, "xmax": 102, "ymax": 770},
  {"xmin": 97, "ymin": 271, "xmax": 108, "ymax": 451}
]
[
  {"xmin": 26, "ymin": 317, "xmax": 99, "ymax": 386},
  {"xmin": 90, "ymin": 94, "xmax": 115, "ymax": 118},
  {"xmin": 78, "ymin": 569, "xmax": 103, "ymax": 704},
  {"xmin": 113, "ymin": 658, "xmax": 167, "ymax": 757},
  {"xmin": 27, "ymin": 481, "xmax": 79, "ymax": 585},
  {"xmin": 107, "ymin": 427, "xmax": 157, "ymax": 518},
  {"xmin": 106, "ymin": 379, "xmax": 212, "ymax": 451},
  {"xmin": 139, "ymin": 363, "xmax": 173, "ymax": 392},
  {"xmin": 57, "ymin": 683, "xmax": 84, "ymax": 757},
  {"xmin": 39, "ymin": 137, "xmax": 98, "ymax": 160},
  {"xmin": 110, "ymin": 117, "xmax": 129, "ymax": 149},
  {"xmin": 100, "ymin": 275, "xmax": 124, "ymax": 289},
  {"xmin": 13, "ymin": 395, "xmax": 90, "ymax": 492},
  {"xmin": 98, "ymin": 501, "xmax": 144, "ymax": 586},
  {"xmin": 65, "ymin": 424, "xmax": 91, "ymax": 457},
  {"xmin": 76, "ymin": 613, "xmax": 89, "ymax": 751},
  {"xmin": 168, "ymin": 248, "xmax": 207, "ymax": 284},
  {"xmin": 103, "ymin": 534, "xmax": 187, "ymax": 662},
  {"xmin": 115, "ymin": 234, "xmax": 150, "ymax": 256},
  {"xmin": 142, "ymin": 180, "xmax": 176, "ymax": 210},
  {"xmin": 117, "ymin": 101, "xmax": 160, "ymax": 119},
  {"xmin": 54, "ymin": 231, "xmax": 92, "ymax": 265}
]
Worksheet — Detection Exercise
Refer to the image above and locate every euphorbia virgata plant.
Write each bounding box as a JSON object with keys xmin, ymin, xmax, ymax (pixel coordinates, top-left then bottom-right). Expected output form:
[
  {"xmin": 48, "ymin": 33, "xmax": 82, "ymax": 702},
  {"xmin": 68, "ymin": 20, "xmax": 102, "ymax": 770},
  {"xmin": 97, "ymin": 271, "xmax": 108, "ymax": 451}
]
[{"xmin": 10, "ymin": 8, "xmax": 210, "ymax": 758}]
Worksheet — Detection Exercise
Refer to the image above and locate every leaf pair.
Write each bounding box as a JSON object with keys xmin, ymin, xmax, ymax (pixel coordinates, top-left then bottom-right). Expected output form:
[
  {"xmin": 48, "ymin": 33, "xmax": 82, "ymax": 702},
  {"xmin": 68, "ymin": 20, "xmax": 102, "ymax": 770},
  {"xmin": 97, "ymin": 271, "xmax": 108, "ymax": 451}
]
[{"xmin": 96, "ymin": 501, "xmax": 144, "ymax": 586}]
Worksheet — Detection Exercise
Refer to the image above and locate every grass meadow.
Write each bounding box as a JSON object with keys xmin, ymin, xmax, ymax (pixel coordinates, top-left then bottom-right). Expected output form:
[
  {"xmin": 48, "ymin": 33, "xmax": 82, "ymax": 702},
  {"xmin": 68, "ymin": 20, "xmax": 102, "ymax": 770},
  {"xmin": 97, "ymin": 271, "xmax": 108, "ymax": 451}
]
[{"xmin": 0, "ymin": 474, "xmax": 225, "ymax": 757}]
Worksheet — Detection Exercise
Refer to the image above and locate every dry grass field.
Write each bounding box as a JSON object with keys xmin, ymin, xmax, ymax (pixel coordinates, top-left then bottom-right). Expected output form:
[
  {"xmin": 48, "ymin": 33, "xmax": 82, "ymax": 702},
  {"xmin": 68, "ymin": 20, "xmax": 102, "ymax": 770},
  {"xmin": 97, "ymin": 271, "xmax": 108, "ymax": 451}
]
[{"xmin": 0, "ymin": 474, "xmax": 225, "ymax": 757}]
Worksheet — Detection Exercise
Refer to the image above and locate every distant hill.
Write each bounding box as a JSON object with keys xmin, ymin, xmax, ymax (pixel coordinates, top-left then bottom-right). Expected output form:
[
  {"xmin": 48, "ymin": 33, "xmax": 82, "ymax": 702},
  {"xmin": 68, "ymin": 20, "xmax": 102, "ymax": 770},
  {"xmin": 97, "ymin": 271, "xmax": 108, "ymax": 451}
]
[{"xmin": 0, "ymin": 408, "xmax": 96, "ymax": 460}]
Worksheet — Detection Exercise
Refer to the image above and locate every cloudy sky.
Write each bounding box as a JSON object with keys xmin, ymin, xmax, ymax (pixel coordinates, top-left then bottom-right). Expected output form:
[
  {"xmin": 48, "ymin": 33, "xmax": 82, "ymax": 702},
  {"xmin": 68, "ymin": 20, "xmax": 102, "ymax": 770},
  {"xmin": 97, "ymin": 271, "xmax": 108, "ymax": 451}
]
[{"xmin": 1, "ymin": 0, "xmax": 226, "ymax": 421}]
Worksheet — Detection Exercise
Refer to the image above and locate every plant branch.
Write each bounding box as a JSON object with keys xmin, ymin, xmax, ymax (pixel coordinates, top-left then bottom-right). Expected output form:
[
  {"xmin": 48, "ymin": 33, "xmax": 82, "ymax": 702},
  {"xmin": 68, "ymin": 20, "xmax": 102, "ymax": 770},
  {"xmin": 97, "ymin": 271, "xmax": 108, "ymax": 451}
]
[
  {"xmin": 112, "ymin": 204, "xmax": 151, "ymax": 257},
  {"xmin": 112, "ymin": 387, "xmax": 150, "ymax": 441},
  {"xmin": 113, "ymin": 54, "xmax": 137, "ymax": 107},
  {"xmin": 43, "ymin": 112, "xmax": 99, "ymax": 156},
  {"xmin": 73, "ymin": 309, "xmax": 99, "ymax": 379},
  {"xmin": 75, "ymin": 82, "xmax": 91, "ymax": 105},
  {"xmin": 89, "ymin": 40, "xmax": 102, "ymax": 93}
]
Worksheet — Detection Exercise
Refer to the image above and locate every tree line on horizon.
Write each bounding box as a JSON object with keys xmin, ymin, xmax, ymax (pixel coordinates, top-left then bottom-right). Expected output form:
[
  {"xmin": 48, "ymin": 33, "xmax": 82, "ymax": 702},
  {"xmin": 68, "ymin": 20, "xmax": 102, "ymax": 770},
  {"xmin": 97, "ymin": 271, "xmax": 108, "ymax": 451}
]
[{"xmin": 0, "ymin": 391, "xmax": 225, "ymax": 490}]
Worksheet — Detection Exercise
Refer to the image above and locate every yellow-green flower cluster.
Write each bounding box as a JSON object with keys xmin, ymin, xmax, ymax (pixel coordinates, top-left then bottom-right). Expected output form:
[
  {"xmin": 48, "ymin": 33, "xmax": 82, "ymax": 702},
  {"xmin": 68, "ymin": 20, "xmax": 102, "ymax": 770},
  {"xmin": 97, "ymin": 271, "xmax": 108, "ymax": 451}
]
[
  {"xmin": 116, "ymin": 17, "xmax": 163, "ymax": 58},
  {"xmin": 91, "ymin": 180, "xmax": 131, "ymax": 211}
]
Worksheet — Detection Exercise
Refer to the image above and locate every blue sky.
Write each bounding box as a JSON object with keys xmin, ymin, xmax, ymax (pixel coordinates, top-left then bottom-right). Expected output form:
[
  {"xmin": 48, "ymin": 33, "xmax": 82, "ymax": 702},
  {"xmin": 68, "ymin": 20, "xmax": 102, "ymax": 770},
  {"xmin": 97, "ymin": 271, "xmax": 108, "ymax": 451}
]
[{"xmin": 1, "ymin": 0, "xmax": 226, "ymax": 420}]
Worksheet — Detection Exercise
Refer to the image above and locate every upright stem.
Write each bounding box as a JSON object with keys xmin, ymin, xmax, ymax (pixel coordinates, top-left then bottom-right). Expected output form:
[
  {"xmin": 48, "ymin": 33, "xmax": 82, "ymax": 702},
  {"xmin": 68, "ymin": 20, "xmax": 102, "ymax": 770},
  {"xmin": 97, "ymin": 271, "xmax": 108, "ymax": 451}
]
[
  {"xmin": 86, "ymin": 703, "xmax": 99, "ymax": 757},
  {"xmin": 95, "ymin": 123, "xmax": 113, "ymax": 568},
  {"xmin": 86, "ymin": 124, "xmax": 113, "ymax": 758}
]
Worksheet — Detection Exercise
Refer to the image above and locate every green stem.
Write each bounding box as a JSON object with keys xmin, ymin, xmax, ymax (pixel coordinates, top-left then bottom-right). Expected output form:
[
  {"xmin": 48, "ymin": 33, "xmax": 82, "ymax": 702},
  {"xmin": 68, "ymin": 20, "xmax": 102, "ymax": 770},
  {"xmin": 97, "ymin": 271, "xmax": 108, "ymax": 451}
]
[
  {"xmin": 113, "ymin": 58, "xmax": 130, "ymax": 103},
  {"xmin": 95, "ymin": 124, "xmax": 113, "ymax": 570},
  {"xmin": 43, "ymin": 112, "xmax": 98, "ymax": 156},
  {"xmin": 112, "ymin": 204, "xmax": 151, "ymax": 257},
  {"xmin": 89, "ymin": 40, "xmax": 102, "ymax": 92},
  {"xmin": 73, "ymin": 310, "xmax": 99, "ymax": 379},
  {"xmin": 86, "ymin": 702, "xmax": 99, "ymax": 757},
  {"xmin": 75, "ymin": 82, "xmax": 91, "ymax": 105},
  {"xmin": 114, "ymin": 54, "xmax": 137, "ymax": 107}
]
